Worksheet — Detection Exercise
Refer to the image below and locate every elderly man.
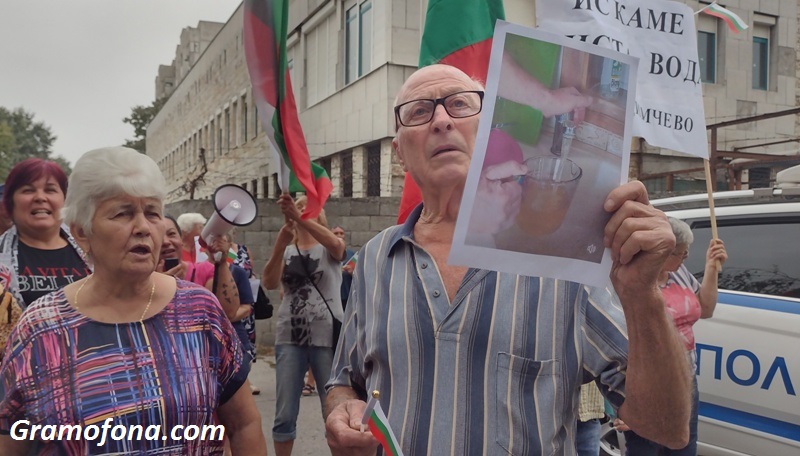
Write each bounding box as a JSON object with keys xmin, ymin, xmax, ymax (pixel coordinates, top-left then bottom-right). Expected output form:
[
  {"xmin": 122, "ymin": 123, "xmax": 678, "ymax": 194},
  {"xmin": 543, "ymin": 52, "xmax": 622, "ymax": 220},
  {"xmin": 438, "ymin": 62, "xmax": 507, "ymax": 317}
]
[{"xmin": 324, "ymin": 64, "xmax": 691, "ymax": 456}]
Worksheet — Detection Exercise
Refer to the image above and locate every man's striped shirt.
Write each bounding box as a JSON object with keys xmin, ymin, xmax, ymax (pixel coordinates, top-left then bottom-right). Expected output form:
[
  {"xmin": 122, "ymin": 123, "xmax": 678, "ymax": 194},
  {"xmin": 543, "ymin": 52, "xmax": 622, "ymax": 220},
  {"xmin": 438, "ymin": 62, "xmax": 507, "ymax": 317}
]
[{"xmin": 329, "ymin": 206, "xmax": 631, "ymax": 455}]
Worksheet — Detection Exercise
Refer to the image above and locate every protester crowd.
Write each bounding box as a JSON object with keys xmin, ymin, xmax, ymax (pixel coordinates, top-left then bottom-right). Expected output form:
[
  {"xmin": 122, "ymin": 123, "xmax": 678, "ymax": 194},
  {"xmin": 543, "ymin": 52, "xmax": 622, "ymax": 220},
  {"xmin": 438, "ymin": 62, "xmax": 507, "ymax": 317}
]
[{"xmin": 0, "ymin": 64, "xmax": 726, "ymax": 456}]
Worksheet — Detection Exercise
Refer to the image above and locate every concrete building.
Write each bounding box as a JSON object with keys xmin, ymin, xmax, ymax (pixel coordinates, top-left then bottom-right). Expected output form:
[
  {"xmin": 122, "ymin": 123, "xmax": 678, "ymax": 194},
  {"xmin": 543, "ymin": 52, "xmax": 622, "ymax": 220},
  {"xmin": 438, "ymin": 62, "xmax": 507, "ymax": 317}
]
[{"xmin": 147, "ymin": 0, "xmax": 799, "ymax": 205}]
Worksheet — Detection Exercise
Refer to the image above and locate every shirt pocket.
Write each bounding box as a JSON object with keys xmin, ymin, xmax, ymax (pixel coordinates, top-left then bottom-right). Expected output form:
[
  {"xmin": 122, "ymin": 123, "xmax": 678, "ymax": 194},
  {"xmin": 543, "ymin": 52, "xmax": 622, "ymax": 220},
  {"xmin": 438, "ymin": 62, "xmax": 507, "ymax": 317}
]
[{"xmin": 495, "ymin": 352, "xmax": 561, "ymax": 456}]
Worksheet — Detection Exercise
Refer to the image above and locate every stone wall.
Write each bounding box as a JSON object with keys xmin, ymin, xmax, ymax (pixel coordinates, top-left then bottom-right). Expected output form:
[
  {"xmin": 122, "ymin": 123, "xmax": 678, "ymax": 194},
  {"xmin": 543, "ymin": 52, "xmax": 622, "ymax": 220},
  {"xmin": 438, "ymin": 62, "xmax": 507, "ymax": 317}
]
[{"xmin": 165, "ymin": 196, "xmax": 401, "ymax": 347}]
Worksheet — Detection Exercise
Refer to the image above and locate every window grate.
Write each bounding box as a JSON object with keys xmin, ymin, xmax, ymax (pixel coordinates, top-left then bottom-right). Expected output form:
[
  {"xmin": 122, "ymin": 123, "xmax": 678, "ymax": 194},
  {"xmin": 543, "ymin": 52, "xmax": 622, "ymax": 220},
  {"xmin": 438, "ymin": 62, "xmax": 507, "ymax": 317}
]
[
  {"xmin": 367, "ymin": 144, "xmax": 381, "ymax": 197},
  {"xmin": 341, "ymin": 151, "xmax": 353, "ymax": 198}
]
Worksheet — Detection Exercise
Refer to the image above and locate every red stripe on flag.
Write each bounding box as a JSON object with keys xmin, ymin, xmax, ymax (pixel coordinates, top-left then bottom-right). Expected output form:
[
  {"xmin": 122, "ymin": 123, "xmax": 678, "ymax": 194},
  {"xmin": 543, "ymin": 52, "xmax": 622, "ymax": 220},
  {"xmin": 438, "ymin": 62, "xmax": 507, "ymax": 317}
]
[
  {"xmin": 279, "ymin": 73, "xmax": 331, "ymax": 219},
  {"xmin": 243, "ymin": 9, "xmax": 278, "ymax": 107},
  {"xmin": 244, "ymin": 0, "xmax": 330, "ymax": 220},
  {"xmin": 368, "ymin": 420, "xmax": 396, "ymax": 456}
]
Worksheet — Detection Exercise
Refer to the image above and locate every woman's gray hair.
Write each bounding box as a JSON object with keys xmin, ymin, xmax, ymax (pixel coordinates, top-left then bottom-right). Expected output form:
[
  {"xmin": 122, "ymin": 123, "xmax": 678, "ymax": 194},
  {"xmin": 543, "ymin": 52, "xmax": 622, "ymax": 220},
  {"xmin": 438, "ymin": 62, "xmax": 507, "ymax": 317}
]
[
  {"xmin": 62, "ymin": 147, "xmax": 166, "ymax": 234},
  {"xmin": 667, "ymin": 216, "xmax": 694, "ymax": 246},
  {"xmin": 176, "ymin": 213, "xmax": 207, "ymax": 233}
]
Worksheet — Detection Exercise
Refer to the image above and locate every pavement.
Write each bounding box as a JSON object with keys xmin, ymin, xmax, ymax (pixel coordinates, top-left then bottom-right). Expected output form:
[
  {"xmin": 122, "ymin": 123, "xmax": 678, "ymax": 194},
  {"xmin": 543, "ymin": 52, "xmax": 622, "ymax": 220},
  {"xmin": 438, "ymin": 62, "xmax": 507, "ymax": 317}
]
[{"xmin": 248, "ymin": 352, "xmax": 331, "ymax": 455}]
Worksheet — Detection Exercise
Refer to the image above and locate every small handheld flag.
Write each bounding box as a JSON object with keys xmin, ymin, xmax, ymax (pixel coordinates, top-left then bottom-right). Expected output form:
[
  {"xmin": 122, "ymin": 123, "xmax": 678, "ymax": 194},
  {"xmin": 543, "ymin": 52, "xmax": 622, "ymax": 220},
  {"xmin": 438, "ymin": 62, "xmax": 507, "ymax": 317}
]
[
  {"xmin": 343, "ymin": 253, "xmax": 358, "ymax": 271},
  {"xmin": 360, "ymin": 390, "xmax": 404, "ymax": 456},
  {"xmin": 700, "ymin": 2, "xmax": 748, "ymax": 34},
  {"xmin": 226, "ymin": 247, "xmax": 238, "ymax": 264}
]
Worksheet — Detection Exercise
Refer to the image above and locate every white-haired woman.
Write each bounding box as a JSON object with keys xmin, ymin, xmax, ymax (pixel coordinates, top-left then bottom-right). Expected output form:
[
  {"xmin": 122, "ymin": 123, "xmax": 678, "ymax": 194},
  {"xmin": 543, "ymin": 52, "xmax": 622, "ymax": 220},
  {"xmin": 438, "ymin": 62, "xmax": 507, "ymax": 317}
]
[
  {"xmin": 0, "ymin": 147, "xmax": 266, "ymax": 455},
  {"xmin": 618, "ymin": 217, "xmax": 728, "ymax": 455},
  {"xmin": 176, "ymin": 212, "xmax": 207, "ymax": 264},
  {"xmin": 263, "ymin": 194, "xmax": 344, "ymax": 456}
]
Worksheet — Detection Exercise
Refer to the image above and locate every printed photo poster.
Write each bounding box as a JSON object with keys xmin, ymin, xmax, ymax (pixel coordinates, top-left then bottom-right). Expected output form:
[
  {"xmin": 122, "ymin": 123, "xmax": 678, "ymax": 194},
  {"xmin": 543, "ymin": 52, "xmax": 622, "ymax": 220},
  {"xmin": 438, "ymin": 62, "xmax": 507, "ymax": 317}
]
[{"xmin": 450, "ymin": 21, "xmax": 638, "ymax": 287}]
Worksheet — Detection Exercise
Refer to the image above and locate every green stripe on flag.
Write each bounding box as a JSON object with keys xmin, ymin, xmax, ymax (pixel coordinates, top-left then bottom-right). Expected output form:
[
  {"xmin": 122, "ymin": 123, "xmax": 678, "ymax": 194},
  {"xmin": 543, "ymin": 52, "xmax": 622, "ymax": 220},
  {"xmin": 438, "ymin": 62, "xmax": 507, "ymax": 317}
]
[
  {"xmin": 289, "ymin": 162, "xmax": 329, "ymax": 193},
  {"xmin": 419, "ymin": 0, "xmax": 504, "ymax": 66},
  {"xmin": 369, "ymin": 409, "xmax": 401, "ymax": 456}
]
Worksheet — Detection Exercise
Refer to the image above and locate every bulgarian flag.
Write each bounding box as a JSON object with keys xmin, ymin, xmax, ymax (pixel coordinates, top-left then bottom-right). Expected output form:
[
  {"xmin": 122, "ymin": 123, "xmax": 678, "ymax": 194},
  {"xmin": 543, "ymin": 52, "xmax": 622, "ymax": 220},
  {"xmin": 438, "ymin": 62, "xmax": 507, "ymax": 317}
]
[
  {"xmin": 361, "ymin": 394, "xmax": 404, "ymax": 456},
  {"xmin": 701, "ymin": 2, "xmax": 749, "ymax": 34},
  {"xmin": 225, "ymin": 247, "xmax": 238, "ymax": 265},
  {"xmin": 396, "ymin": 0, "xmax": 505, "ymax": 223},
  {"xmin": 343, "ymin": 252, "xmax": 358, "ymax": 270},
  {"xmin": 243, "ymin": 0, "xmax": 332, "ymax": 220}
]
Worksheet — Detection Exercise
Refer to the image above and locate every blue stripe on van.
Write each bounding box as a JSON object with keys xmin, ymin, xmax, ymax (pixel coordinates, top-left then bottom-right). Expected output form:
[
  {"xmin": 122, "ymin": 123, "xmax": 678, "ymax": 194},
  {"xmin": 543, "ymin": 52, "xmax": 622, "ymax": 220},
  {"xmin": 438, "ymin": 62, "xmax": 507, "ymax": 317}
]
[
  {"xmin": 699, "ymin": 402, "xmax": 800, "ymax": 442},
  {"xmin": 719, "ymin": 292, "xmax": 800, "ymax": 315}
]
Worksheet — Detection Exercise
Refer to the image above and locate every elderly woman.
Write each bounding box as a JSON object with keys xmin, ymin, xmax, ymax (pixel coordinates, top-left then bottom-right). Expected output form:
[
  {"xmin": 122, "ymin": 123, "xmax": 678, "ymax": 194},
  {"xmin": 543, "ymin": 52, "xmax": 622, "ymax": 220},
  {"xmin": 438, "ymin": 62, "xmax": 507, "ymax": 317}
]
[
  {"xmin": 176, "ymin": 212, "xmax": 207, "ymax": 263},
  {"xmin": 263, "ymin": 194, "xmax": 344, "ymax": 456},
  {"xmin": 619, "ymin": 217, "xmax": 728, "ymax": 455},
  {"xmin": 0, "ymin": 147, "xmax": 266, "ymax": 455},
  {"xmin": 0, "ymin": 158, "xmax": 91, "ymax": 309}
]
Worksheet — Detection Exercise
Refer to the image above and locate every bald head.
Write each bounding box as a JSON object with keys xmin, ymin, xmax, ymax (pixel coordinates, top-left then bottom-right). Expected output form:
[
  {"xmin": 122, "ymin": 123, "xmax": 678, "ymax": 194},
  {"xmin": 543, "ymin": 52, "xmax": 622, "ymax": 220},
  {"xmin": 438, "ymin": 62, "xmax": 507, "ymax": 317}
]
[{"xmin": 394, "ymin": 64, "xmax": 484, "ymax": 107}]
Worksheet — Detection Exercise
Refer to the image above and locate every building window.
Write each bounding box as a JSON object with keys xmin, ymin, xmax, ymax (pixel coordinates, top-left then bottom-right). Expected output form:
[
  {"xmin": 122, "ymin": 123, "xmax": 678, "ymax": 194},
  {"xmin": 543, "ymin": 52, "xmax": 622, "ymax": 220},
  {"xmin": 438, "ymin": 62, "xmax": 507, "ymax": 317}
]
[
  {"xmin": 242, "ymin": 97, "xmax": 248, "ymax": 143},
  {"xmin": 749, "ymin": 167, "xmax": 771, "ymax": 188},
  {"xmin": 253, "ymin": 104, "xmax": 259, "ymax": 138},
  {"xmin": 217, "ymin": 117, "xmax": 223, "ymax": 156},
  {"xmin": 225, "ymin": 108, "xmax": 231, "ymax": 153},
  {"xmin": 752, "ymin": 36, "xmax": 769, "ymax": 90},
  {"xmin": 366, "ymin": 144, "xmax": 381, "ymax": 197},
  {"xmin": 262, "ymin": 176, "xmax": 269, "ymax": 199},
  {"xmin": 251, "ymin": 179, "xmax": 258, "ymax": 198},
  {"xmin": 341, "ymin": 151, "xmax": 353, "ymax": 198},
  {"xmin": 209, "ymin": 121, "xmax": 215, "ymax": 161},
  {"xmin": 318, "ymin": 157, "xmax": 331, "ymax": 178},
  {"xmin": 345, "ymin": 0, "xmax": 372, "ymax": 84},
  {"xmin": 697, "ymin": 31, "xmax": 716, "ymax": 83},
  {"xmin": 272, "ymin": 173, "xmax": 280, "ymax": 198}
]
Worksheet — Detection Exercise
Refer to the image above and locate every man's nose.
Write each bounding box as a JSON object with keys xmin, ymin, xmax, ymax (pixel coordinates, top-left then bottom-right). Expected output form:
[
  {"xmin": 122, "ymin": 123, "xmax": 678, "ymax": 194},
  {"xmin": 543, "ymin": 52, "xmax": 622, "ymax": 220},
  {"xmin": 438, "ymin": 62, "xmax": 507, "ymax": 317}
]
[{"xmin": 430, "ymin": 104, "xmax": 454, "ymax": 131}]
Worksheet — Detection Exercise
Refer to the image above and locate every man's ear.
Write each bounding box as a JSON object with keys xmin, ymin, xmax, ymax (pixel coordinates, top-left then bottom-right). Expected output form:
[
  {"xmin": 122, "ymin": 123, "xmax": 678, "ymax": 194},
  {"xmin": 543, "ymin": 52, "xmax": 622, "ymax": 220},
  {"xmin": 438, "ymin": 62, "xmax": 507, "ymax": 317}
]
[{"xmin": 392, "ymin": 137, "xmax": 408, "ymax": 172}]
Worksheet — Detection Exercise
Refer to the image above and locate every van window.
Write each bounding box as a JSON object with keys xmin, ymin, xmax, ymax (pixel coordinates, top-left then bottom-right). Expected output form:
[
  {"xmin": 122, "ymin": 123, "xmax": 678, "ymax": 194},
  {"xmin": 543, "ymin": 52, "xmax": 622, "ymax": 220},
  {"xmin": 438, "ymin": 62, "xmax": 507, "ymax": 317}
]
[{"xmin": 684, "ymin": 218, "xmax": 800, "ymax": 298}]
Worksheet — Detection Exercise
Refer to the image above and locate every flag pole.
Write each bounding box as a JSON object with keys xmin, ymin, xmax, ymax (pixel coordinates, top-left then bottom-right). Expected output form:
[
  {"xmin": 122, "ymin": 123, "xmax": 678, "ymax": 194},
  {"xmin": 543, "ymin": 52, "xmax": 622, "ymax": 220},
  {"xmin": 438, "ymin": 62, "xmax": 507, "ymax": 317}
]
[
  {"xmin": 694, "ymin": 3, "xmax": 713, "ymax": 15},
  {"xmin": 703, "ymin": 158, "xmax": 722, "ymax": 271},
  {"xmin": 360, "ymin": 390, "xmax": 380, "ymax": 433}
]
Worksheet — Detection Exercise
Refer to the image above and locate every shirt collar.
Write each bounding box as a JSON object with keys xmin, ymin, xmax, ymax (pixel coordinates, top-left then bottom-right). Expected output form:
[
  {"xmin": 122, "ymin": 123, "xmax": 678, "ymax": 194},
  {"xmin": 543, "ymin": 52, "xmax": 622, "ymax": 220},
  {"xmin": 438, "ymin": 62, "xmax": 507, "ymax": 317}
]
[{"xmin": 387, "ymin": 203, "xmax": 423, "ymax": 255}]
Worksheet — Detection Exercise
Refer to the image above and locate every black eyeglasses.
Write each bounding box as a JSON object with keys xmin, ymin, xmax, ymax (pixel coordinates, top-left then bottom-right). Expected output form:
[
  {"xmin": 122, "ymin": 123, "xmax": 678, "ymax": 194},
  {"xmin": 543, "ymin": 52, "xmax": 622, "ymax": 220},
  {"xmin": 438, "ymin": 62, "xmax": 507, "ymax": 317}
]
[{"xmin": 394, "ymin": 90, "xmax": 484, "ymax": 127}]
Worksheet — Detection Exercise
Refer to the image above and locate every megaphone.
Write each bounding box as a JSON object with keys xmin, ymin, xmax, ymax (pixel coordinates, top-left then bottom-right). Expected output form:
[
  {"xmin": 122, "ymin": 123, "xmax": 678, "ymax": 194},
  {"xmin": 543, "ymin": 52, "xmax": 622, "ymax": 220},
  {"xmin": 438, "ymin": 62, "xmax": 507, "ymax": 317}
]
[{"xmin": 201, "ymin": 184, "xmax": 258, "ymax": 246}]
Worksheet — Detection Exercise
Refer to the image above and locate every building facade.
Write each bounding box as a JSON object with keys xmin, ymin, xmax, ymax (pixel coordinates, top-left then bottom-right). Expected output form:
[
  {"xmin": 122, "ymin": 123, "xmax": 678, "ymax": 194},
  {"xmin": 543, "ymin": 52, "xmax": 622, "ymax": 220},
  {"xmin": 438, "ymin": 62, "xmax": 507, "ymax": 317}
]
[{"xmin": 147, "ymin": 0, "xmax": 799, "ymax": 204}]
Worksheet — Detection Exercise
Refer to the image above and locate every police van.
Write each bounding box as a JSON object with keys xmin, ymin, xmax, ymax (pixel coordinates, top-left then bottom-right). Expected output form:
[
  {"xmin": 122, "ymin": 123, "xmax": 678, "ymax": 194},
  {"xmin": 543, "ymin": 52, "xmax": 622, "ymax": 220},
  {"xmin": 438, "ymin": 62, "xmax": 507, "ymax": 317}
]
[{"xmin": 600, "ymin": 173, "xmax": 800, "ymax": 455}]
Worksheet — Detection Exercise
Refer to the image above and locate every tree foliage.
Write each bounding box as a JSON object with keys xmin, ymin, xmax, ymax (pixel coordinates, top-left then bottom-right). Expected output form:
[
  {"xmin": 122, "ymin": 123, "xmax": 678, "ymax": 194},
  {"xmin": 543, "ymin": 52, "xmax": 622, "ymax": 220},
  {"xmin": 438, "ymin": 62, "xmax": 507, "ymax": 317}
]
[
  {"xmin": 0, "ymin": 107, "xmax": 71, "ymax": 181},
  {"xmin": 123, "ymin": 97, "xmax": 166, "ymax": 153}
]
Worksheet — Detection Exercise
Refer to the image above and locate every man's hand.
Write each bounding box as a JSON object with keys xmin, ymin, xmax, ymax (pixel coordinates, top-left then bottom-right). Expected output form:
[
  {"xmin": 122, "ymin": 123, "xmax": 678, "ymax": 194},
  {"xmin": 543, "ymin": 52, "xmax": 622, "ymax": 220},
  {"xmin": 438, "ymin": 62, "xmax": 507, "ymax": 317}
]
[
  {"xmin": 541, "ymin": 87, "xmax": 593, "ymax": 123},
  {"xmin": 326, "ymin": 399, "xmax": 380, "ymax": 456},
  {"xmin": 603, "ymin": 181, "xmax": 675, "ymax": 298},
  {"xmin": 471, "ymin": 161, "xmax": 528, "ymax": 235}
]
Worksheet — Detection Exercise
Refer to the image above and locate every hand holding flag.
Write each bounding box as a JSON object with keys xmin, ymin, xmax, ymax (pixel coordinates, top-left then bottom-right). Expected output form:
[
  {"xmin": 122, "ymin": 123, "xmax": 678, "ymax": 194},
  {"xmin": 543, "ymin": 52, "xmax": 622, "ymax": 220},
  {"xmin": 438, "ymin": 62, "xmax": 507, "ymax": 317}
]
[{"xmin": 360, "ymin": 391, "xmax": 404, "ymax": 456}]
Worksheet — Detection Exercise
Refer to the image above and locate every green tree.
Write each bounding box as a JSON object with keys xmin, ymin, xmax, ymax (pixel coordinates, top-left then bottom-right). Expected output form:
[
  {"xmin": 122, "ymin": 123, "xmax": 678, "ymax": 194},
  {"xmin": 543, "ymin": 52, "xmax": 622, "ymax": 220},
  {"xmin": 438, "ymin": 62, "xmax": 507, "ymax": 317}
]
[
  {"xmin": 0, "ymin": 107, "xmax": 70, "ymax": 181},
  {"xmin": 123, "ymin": 97, "xmax": 166, "ymax": 153}
]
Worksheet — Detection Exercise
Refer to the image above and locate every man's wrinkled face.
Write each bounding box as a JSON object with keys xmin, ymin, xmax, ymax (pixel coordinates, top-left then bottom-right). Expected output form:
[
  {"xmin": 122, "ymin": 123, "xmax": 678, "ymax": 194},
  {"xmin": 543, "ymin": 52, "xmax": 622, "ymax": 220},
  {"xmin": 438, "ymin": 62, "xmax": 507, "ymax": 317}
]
[{"xmin": 392, "ymin": 65, "xmax": 482, "ymax": 191}]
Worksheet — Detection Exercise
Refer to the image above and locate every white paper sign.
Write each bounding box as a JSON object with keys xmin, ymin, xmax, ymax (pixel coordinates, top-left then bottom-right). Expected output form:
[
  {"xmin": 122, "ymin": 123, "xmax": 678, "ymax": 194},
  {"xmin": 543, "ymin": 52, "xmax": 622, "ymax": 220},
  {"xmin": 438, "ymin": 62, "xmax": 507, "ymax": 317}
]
[
  {"xmin": 535, "ymin": 0, "xmax": 708, "ymax": 158},
  {"xmin": 450, "ymin": 22, "xmax": 638, "ymax": 287}
]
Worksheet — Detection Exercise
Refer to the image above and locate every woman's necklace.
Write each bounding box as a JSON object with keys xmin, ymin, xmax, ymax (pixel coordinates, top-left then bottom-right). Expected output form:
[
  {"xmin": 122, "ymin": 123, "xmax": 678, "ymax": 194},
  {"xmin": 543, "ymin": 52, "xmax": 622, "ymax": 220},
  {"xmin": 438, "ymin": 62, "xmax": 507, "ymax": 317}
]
[{"xmin": 74, "ymin": 275, "xmax": 156, "ymax": 321}]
